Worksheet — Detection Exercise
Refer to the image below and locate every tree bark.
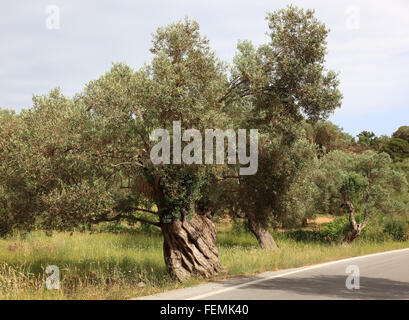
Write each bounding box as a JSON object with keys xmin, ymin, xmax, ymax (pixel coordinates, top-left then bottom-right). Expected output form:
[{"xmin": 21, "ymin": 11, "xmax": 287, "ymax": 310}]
[
  {"xmin": 247, "ymin": 217, "xmax": 278, "ymax": 250},
  {"xmin": 343, "ymin": 228, "xmax": 361, "ymax": 243},
  {"xmin": 342, "ymin": 201, "xmax": 369, "ymax": 243},
  {"xmin": 161, "ymin": 213, "xmax": 226, "ymax": 282}
]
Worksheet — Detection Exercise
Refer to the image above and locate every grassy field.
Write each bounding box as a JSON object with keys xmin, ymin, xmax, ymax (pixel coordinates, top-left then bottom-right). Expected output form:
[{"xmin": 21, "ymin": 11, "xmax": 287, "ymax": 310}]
[{"xmin": 1, "ymin": 223, "xmax": 409, "ymax": 300}]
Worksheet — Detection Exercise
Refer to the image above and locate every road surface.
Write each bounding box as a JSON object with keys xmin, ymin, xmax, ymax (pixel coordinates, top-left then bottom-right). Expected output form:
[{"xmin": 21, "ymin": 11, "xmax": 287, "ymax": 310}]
[{"xmin": 137, "ymin": 248, "xmax": 409, "ymax": 300}]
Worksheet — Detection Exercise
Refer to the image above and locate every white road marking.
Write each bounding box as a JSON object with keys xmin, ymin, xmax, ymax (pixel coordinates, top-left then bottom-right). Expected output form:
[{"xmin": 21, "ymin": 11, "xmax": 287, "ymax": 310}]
[{"xmin": 187, "ymin": 247, "xmax": 409, "ymax": 300}]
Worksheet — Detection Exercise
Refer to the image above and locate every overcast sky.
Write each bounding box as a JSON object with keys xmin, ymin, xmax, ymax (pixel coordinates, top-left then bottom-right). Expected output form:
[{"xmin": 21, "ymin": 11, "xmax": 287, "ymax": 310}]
[{"xmin": 1, "ymin": 0, "xmax": 408, "ymax": 136}]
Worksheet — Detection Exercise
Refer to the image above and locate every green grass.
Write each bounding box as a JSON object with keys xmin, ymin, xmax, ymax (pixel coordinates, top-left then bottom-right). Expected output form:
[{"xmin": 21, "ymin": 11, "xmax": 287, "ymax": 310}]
[{"xmin": 1, "ymin": 229, "xmax": 408, "ymax": 299}]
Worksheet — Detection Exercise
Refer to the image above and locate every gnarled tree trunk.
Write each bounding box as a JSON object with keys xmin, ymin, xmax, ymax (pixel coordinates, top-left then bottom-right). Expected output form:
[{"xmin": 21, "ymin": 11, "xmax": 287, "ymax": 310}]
[
  {"xmin": 343, "ymin": 228, "xmax": 361, "ymax": 243},
  {"xmin": 342, "ymin": 201, "xmax": 369, "ymax": 243},
  {"xmin": 161, "ymin": 213, "xmax": 225, "ymax": 282},
  {"xmin": 247, "ymin": 217, "xmax": 278, "ymax": 250}
]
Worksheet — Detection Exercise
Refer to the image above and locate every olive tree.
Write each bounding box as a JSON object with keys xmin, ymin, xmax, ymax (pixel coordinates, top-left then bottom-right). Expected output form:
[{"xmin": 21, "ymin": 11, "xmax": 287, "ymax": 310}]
[
  {"xmin": 304, "ymin": 121, "xmax": 353, "ymax": 156},
  {"xmin": 343, "ymin": 151, "xmax": 407, "ymax": 242},
  {"xmin": 0, "ymin": 90, "xmax": 117, "ymax": 237},
  {"xmin": 315, "ymin": 150, "xmax": 407, "ymax": 243},
  {"xmin": 77, "ymin": 19, "xmax": 232, "ymax": 281},
  {"xmin": 217, "ymin": 6, "xmax": 342, "ymax": 248}
]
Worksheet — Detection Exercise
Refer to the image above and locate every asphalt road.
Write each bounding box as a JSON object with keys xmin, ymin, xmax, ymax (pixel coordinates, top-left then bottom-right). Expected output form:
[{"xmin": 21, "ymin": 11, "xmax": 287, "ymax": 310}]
[{"xmin": 137, "ymin": 248, "xmax": 409, "ymax": 300}]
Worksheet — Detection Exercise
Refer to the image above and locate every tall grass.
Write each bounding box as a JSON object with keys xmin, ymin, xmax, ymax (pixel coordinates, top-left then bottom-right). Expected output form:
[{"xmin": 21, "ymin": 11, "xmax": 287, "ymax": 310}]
[{"xmin": 0, "ymin": 229, "xmax": 408, "ymax": 299}]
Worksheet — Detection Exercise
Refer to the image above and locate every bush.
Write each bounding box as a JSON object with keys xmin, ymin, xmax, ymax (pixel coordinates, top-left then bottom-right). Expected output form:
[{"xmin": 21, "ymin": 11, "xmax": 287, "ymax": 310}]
[
  {"xmin": 383, "ymin": 217, "xmax": 409, "ymax": 241},
  {"xmin": 231, "ymin": 219, "xmax": 251, "ymax": 235},
  {"xmin": 283, "ymin": 216, "xmax": 349, "ymax": 242},
  {"xmin": 321, "ymin": 216, "xmax": 350, "ymax": 240}
]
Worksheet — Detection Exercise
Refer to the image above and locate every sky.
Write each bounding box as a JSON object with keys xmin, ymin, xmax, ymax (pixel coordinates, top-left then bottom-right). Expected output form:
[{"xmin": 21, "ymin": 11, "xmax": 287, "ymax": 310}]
[{"xmin": 1, "ymin": 0, "xmax": 408, "ymax": 137}]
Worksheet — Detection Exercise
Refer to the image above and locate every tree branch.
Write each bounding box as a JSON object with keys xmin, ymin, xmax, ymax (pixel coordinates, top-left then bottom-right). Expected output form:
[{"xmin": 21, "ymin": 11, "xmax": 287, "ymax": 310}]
[
  {"xmin": 218, "ymin": 78, "xmax": 247, "ymax": 103},
  {"xmin": 94, "ymin": 213, "xmax": 161, "ymax": 227},
  {"xmin": 359, "ymin": 208, "xmax": 370, "ymax": 230},
  {"xmin": 342, "ymin": 201, "xmax": 357, "ymax": 230},
  {"xmin": 116, "ymin": 214, "xmax": 161, "ymax": 227}
]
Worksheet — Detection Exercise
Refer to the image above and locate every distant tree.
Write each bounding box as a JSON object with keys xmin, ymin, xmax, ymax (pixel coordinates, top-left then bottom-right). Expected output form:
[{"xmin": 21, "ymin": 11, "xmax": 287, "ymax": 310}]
[
  {"xmin": 339, "ymin": 171, "xmax": 370, "ymax": 242},
  {"xmin": 342, "ymin": 151, "xmax": 407, "ymax": 242},
  {"xmin": 357, "ymin": 131, "xmax": 378, "ymax": 147},
  {"xmin": 392, "ymin": 126, "xmax": 409, "ymax": 142},
  {"xmin": 381, "ymin": 138, "xmax": 409, "ymax": 162},
  {"xmin": 314, "ymin": 150, "xmax": 407, "ymax": 243},
  {"xmin": 313, "ymin": 150, "xmax": 355, "ymax": 216},
  {"xmin": 381, "ymin": 126, "xmax": 409, "ymax": 162},
  {"xmin": 304, "ymin": 121, "xmax": 353, "ymax": 155}
]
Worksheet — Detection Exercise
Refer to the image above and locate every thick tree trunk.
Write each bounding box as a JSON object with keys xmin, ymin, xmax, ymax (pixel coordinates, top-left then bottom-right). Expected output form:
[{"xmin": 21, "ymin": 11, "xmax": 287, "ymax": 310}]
[
  {"xmin": 343, "ymin": 229, "xmax": 361, "ymax": 243},
  {"xmin": 247, "ymin": 218, "xmax": 278, "ymax": 250},
  {"xmin": 342, "ymin": 201, "xmax": 369, "ymax": 244},
  {"xmin": 161, "ymin": 213, "xmax": 225, "ymax": 282}
]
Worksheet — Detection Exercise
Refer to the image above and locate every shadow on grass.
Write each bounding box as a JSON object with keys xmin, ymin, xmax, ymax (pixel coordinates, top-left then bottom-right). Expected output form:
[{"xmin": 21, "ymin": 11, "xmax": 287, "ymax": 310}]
[{"xmin": 107, "ymin": 232, "xmax": 163, "ymax": 250}]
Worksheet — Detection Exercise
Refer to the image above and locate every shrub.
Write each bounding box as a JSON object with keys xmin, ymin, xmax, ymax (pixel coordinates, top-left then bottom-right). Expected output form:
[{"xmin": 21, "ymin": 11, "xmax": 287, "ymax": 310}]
[
  {"xmin": 383, "ymin": 217, "xmax": 409, "ymax": 241},
  {"xmin": 231, "ymin": 219, "xmax": 251, "ymax": 235},
  {"xmin": 283, "ymin": 216, "xmax": 349, "ymax": 243}
]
